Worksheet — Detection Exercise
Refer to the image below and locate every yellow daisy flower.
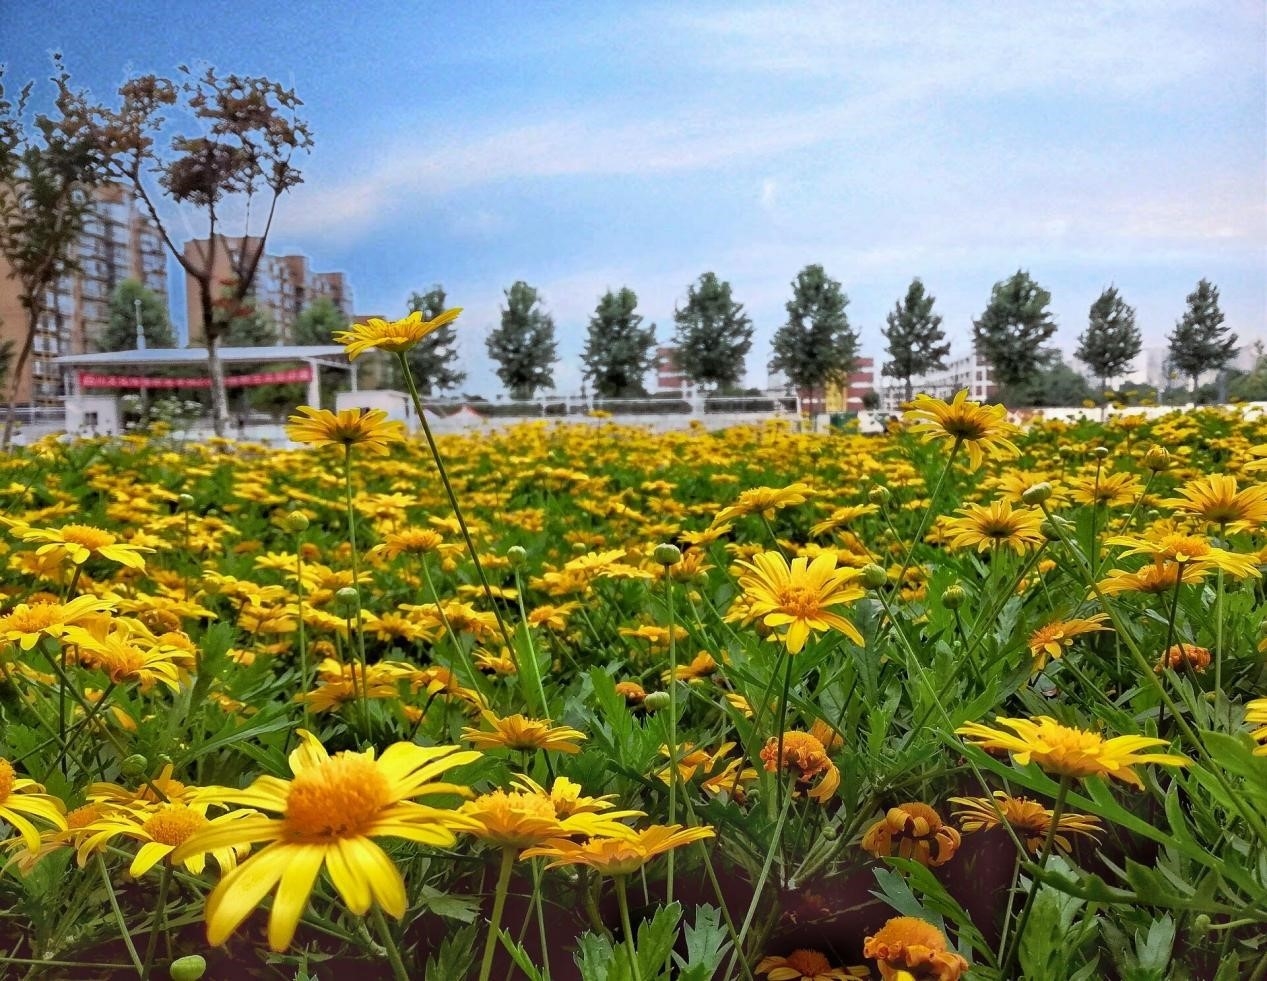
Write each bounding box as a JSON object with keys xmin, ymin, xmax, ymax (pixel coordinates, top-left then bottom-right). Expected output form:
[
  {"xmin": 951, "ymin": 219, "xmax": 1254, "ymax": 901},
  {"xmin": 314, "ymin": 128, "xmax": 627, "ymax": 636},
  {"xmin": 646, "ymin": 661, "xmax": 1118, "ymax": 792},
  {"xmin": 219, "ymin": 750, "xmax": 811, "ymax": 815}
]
[
  {"xmin": 0, "ymin": 758, "xmax": 67, "ymax": 852},
  {"xmin": 1164, "ymin": 474, "xmax": 1267, "ymax": 532},
  {"xmin": 944, "ymin": 500, "xmax": 1044, "ymax": 554},
  {"xmin": 19, "ymin": 523, "xmax": 153, "ymax": 570},
  {"xmin": 461, "ymin": 711, "xmax": 586, "ymax": 754},
  {"xmin": 956, "ymin": 716, "xmax": 1188, "ymax": 788},
  {"xmin": 1027, "ymin": 614, "xmax": 1110, "ymax": 672},
  {"xmin": 902, "ymin": 389, "xmax": 1020, "ymax": 470},
  {"xmin": 950, "ymin": 791, "xmax": 1101, "ymax": 854},
  {"xmin": 735, "ymin": 550, "xmax": 865, "ymax": 653},
  {"xmin": 520, "ymin": 823, "xmax": 714, "ymax": 876},
  {"xmin": 170, "ymin": 730, "xmax": 479, "ymax": 951},
  {"xmin": 333, "ymin": 308, "xmax": 462, "ymax": 359},
  {"xmin": 285, "ymin": 406, "xmax": 405, "ymax": 455}
]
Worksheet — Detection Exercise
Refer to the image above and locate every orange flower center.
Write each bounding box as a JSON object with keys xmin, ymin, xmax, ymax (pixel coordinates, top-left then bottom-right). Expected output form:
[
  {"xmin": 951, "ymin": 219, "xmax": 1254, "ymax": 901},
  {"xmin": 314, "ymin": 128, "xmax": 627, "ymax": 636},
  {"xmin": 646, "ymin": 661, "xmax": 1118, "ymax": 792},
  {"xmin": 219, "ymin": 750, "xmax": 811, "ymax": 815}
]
[
  {"xmin": 67, "ymin": 803, "xmax": 106, "ymax": 829},
  {"xmin": 772, "ymin": 585, "xmax": 825, "ymax": 618},
  {"xmin": 94, "ymin": 645, "xmax": 147, "ymax": 683},
  {"xmin": 786, "ymin": 949, "xmax": 833, "ymax": 973},
  {"xmin": 0, "ymin": 759, "xmax": 14, "ymax": 803},
  {"xmin": 143, "ymin": 803, "xmax": 208, "ymax": 846},
  {"xmin": 3, "ymin": 603, "xmax": 65, "ymax": 633},
  {"xmin": 60, "ymin": 525, "xmax": 117, "ymax": 550},
  {"xmin": 284, "ymin": 754, "xmax": 390, "ymax": 840}
]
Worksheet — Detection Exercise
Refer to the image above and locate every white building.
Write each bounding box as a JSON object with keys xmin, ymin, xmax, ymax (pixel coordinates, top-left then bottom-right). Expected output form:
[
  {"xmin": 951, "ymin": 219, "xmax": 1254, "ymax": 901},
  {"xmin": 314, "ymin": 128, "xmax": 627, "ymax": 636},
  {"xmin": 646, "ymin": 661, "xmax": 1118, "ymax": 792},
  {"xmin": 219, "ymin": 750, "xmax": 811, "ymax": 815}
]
[{"xmin": 879, "ymin": 352, "xmax": 997, "ymax": 410}]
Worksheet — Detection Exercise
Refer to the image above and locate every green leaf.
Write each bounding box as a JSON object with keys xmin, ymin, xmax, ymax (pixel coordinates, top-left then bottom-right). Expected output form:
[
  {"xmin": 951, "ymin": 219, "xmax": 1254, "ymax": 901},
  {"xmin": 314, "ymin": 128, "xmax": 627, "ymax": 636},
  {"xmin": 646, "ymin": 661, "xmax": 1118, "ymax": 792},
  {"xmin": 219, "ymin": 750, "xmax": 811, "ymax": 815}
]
[
  {"xmin": 636, "ymin": 902, "xmax": 683, "ymax": 977},
  {"xmin": 498, "ymin": 930, "xmax": 549, "ymax": 981},
  {"xmin": 674, "ymin": 903, "xmax": 731, "ymax": 981},
  {"xmin": 424, "ymin": 923, "xmax": 478, "ymax": 981}
]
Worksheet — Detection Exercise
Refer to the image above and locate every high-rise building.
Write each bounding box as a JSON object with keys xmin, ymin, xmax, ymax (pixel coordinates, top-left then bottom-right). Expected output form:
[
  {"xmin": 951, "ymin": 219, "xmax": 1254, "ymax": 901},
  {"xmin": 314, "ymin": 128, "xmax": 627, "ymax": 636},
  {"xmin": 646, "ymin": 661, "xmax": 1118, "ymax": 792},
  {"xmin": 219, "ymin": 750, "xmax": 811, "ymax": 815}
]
[
  {"xmin": 878, "ymin": 351, "xmax": 997, "ymax": 410},
  {"xmin": 183, "ymin": 237, "xmax": 354, "ymax": 344},
  {"xmin": 0, "ymin": 183, "xmax": 168, "ymax": 407}
]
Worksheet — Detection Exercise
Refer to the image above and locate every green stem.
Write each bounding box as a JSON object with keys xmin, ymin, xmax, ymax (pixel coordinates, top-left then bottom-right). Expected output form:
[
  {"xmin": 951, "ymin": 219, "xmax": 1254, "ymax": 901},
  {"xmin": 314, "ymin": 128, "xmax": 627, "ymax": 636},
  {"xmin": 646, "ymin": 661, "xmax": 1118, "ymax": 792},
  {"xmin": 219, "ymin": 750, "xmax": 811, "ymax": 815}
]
[
  {"xmin": 370, "ymin": 904, "xmax": 410, "ymax": 981},
  {"xmin": 1214, "ymin": 522, "xmax": 1228, "ymax": 694},
  {"xmin": 727, "ymin": 776, "xmax": 795, "ymax": 976},
  {"xmin": 773, "ymin": 650, "xmax": 796, "ymax": 841},
  {"xmin": 421, "ymin": 556, "xmax": 486, "ymax": 701},
  {"xmin": 343, "ymin": 446, "xmax": 372, "ymax": 738},
  {"xmin": 1157, "ymin": 567, "xmax": 1185, "ymax": 732},
  {"xmin": 614, "ymin": 875, "xmax": 644, "ymax": 981},
  {"xmin": 514, "ymin": 566, "xmax": 550, "ymax": 717},
  {"xmin": 1000, "ymin": 776, "xmax": 1070, "ymax": 977},
  {"xmin": 295, "ymin": 542, "xmax": 309, "ymax": 732},
  {"xmin": 893, "ymin": 437, "xmax": 961, "ymax": 591},
  {"xmin": 396, "ymin": 353, "xmax": 516, "ymax": 653},
  {"xmin": 141, "ymin": 863, "xmax": 172, "ymax": 979},
  {"xmin": 664, "ymin": 565, "xmax": 678, "ymax": 910},
  {"xmin": 478, "ymin": 847, "xmax": 516, "ymax": 981},
  {"xmin": 96, "ymin": 854, "xmax": 144, "ymax": 977}
]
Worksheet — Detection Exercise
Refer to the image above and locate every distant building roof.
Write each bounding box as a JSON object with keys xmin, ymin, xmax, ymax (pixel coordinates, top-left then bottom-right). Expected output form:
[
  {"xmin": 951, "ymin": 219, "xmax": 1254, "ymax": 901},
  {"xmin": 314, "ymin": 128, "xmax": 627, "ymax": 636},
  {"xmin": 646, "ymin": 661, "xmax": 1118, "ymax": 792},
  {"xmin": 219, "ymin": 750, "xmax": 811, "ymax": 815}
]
[{"xmin": 55, "ymin": 346, "xmax": 350, "ymax": 369}]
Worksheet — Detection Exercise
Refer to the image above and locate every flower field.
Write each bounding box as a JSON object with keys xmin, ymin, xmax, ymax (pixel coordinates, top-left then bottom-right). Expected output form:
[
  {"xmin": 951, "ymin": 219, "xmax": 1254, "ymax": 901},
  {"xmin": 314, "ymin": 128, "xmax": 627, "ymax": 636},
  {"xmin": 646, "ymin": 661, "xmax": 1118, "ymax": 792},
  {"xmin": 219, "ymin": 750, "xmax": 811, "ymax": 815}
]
[{"xmin": 2, "ymin": 336, "xmax": 1267, "ymax": 978}]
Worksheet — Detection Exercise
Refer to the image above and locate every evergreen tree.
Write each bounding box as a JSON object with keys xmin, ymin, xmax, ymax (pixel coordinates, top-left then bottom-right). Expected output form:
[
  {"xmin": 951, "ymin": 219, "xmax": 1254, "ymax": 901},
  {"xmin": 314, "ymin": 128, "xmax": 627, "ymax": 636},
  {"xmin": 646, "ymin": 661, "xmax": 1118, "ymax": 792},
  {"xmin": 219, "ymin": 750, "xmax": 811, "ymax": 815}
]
[
  {"xmin": 99, "ymin": 279, "xmax": 174, "ymax": 351},
  {"xmin": 405, "ymin": 285, "xmax": 466, "ymax": 394},
  {"xmin": 486, "ymin": 281, "xmax": 557, "ymax": 400},
  {"xmin": 582, "ymin": 287, "xmax": 656, "ymax": 398},
  {"xmin": 881, "ymin": 278, "xmax": 949, "ymax": 401},
  {"xmin": 672, "ymin": 272, "xmax": 753, "ymax": 391},
  {"xmin": 1077, "ymin": 286, "xmax": 1141, "ymax": 396},
  {"xmin": 972, "ymin": 269, "xmax": 1058, "ymax": 396},
  {"xmin": 769, "ymin": 264, "xmax": 856, "ymax": 406},
  {"xmin": 291, "ymin": 296, "xmax": 348, "ymax": 345},
  {"xmin": 1168, "ymin": 279, "xmax": 1237, "ymax": 397}
]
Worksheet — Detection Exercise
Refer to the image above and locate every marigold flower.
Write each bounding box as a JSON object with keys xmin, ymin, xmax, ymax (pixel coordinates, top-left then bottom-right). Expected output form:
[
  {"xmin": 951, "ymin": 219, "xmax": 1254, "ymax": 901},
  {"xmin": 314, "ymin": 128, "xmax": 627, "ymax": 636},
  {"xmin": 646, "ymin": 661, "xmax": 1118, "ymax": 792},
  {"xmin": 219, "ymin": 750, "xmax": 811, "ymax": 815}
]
[
  {"xmin": 944, "ymin": 500, "xmax": 1044, "ymax": 554},
  {"xmin": 735, "ymin": 550, "xmax": 865, "ymax": 653},
  {"xmin": 19, "ymin": 524, "xmax": 153, "ymax": 570},
  {"xmin": 1027, "ymin": 614, "xmax": 1110, "ymax": 672},
  {"xmin": 285, "ymin": 406, "xmax": 405, "ymax": 455},
  {"xmin": 0, "ymin": 758, "xmax": 67, "ymax": 852},
  {"xmin": 461, "ymin": 711, "xmax": 586, "ymax": 754},
  {"xmin": 521, "ymin": 823, "xmax": 714, "ymax": 876},
  {"xmin": 760, "ymin": 732, "xmax": 840, "ymax": 802},
  {"xmin": 171, "ymin": 731, "xmax": 480, "ymax": 951},
  {"xmin": 902, "ymin": 390, "xmax": 1020, "ymax": 470},
  {"xmin": 333, "ymin": 308, "xmax": 462, "ymax": 359},
  {"xmin": 950, "ymin": 791, "xmax": 1101, "ymax": 854},
  {"xmin": 756, "ymin": 949, "xmax": 869, "ymax": 980},
  {"xmin": 861, "ymin": 802, "xmax": 960, "ymax": 867},
  {"xmin": 1164, "ymin": 474, "xmax": 1267, "ymax": 532},
  {"xmin": 1156, "ymin": 643, "xmax": 1212, "ymax": 674},
  {"xmin": 863, "ymin": 916, "xmax": 969, "ymax": 981},
  {"xmin": 957, "ymin": 716, "xmax": 1188, "ymax": 788}
]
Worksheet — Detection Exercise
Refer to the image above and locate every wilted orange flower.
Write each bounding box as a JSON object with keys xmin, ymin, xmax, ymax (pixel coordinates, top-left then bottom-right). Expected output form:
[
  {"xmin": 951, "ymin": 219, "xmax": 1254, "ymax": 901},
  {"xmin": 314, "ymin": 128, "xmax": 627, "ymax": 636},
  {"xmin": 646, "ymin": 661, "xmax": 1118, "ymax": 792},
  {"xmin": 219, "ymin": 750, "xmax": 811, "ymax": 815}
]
[
  {"xmin": 950, "ymin": 791, "xmax": 1101, "ymax": 854},
  {"xmin": 1155, "ymin": 643, "xmax": 1211, "ymax": 674},
  {"xmin": 760, "ymin": 732, "xmax": 840, "ymax": 802},
  {"xmin": 757, "ymin": 949, "xmax": 869, "ymax": 980},
  {"xmin": 861, "ymin": 802, "xmax": 960, "ymax": 867},
  {"xmin": 863, "ymin": 916, "xmax": 969, "ymax": 981}
]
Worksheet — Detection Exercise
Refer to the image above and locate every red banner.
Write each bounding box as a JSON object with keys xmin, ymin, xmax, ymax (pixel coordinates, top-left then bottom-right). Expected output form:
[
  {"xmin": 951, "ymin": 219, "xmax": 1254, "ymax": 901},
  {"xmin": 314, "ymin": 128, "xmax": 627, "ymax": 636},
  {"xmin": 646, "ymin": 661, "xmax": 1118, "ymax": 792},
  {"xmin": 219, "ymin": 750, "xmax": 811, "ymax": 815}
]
[{"xmin": 79, "ymin": 366, "xmax": 313, "ymax": 390}]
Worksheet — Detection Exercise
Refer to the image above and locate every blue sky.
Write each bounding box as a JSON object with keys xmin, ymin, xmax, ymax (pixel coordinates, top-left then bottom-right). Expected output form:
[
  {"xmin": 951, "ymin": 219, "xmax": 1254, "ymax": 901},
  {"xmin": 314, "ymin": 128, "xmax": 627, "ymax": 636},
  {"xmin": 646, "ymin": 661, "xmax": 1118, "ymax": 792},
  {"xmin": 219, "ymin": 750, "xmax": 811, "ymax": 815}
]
[{"xmin": 6, "ymin": 0, "xmax": 1265, "ymax": 395}]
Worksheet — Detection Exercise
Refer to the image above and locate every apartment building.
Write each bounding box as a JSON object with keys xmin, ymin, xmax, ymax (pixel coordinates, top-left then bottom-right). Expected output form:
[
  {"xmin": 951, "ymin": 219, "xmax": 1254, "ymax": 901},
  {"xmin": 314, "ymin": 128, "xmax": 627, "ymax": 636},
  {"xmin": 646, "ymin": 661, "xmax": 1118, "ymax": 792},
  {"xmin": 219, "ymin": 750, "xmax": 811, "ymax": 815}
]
[
  {"xmin": 878, "ymin": 352, "xmax": 997, "ymax": 410},
  {"xmin": 0, "ymin": 184, "xmax": 167, "ymax": 407},
  {"xmin": 183, "ymin": 236, "xmax": 354, "ymax": 344}
]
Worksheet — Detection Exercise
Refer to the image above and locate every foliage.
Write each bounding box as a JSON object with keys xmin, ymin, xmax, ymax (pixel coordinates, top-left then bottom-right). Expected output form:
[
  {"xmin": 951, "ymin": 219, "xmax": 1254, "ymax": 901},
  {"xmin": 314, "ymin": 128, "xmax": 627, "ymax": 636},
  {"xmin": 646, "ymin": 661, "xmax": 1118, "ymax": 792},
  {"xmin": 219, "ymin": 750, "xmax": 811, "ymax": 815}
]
[
  {"xmin": 769, "ymin": 264, "xmax": 857, "ymax": 399},
  {"xmin": 972, "ymin": 270, "xmax": 1059, "ymax": 392},
  {"xmin": 405, "ymin": 285, "xmax": 466, "ymax": 395},
  {"xmin": 486, "ymin": 280, "xmax": 557, "ymax": 400},
  {"xmin": 100, "ymin": 278, "xmax": 175, "ymax": 351},
  {"xmin": 1006, "ymin": 356, "xmax": 1093, "ymax": 407},
  {"xmin": 0, "ymin": 59, "xmax": 112, "ymax": 447},
  {"xmin": 582, "ymin": 287, "xmax": 657, "ymax": 398},
  {"xmin": 672, "ymin": 272, "xmax": 753, "ymax": 391},
  {"xmin": 291, "ymin": 297, "xmax": 348, "ymax": 346},
  {"xmin": 1168, "ymin": 279, "xmax": 1237, "ymax": 395},
  {"xmin": 220, "ymin": 295, "xmax": 278, "ymax": 347},
  {"xmin": 71, "ymin": 62, "xmax": 312, "ymax": 435},
  {"xmin": 882, "ymin": 278, "xmax": 950, "ymax": 401},
  {"xmin": 1076, "ymin": 286, "xmax": 1141, "ymax": 393}
]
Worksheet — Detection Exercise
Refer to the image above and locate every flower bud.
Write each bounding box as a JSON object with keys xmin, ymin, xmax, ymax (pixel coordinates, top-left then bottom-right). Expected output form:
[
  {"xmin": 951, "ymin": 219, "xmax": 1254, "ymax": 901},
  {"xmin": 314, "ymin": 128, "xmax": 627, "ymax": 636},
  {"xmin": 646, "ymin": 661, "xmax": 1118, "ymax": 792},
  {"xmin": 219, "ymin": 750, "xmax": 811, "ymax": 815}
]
[
  {"xmin": 642, "ymin": 691, "xmax": 672, "ymax": 712},
  {"xmin": 1191, "ymin": 914, "xmax": 1212, "ymax": 935},
  {"xmin": 1021, "ymin": 482, "xmax": 1052, "ymax": 506},
  {"xmin": 653, "ymin": 543, "xmax": 682, "ymax": 566},
  {"xmin": 1144, "ymin": 446, "xmax": 1171, "ymax": 472},
  {"xmin": 860, "ymin": 563, "xmax": 888, "ymax": 590},
  {"xmin": 284, "ymin": 510, "xmax": 310, "ymax": 533},
  {"xmin": 334, "ymin": 587, "xmax": 360, "ymax": 618},
  {"xmin": 1040, "ymin": 519, "xmax": 1066, "ymax": 542},
  {"xmin": 177, "ymin": 493, "xmax": 196, "ymax": 511},
  {"xmin": 1092, "ymin": 446, "xmax": 1110, "ymax": 459},
  {"xmin": 506, "ymin": 545, "xmax": 528, "ymax": 568},
  {"xmin": 868, "ymin": 486, "xmax": 891, "ymax": 507},
  {"xmin": 169, "ymin": 954, "xmax": 207, "ymax": 981},
  {"xmin": 942, "ymin": 585, "xmax": 966, "ymax": 610},
  {"xmin": 120, "ymin": 754, "xmax": 149, "ymax": 779}
]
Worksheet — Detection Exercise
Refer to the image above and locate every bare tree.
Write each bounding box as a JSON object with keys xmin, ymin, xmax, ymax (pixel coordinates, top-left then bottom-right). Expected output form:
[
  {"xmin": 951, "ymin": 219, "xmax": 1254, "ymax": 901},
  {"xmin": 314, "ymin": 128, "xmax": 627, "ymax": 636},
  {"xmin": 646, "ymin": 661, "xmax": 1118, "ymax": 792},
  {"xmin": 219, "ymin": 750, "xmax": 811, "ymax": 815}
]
[
  {"xmin": 0, "ymin": 61, "xmax": 111, "ymax": 448},
  {"xmin": 70, "ymin": 64, "xmax": 311, "ymax": 435}
]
